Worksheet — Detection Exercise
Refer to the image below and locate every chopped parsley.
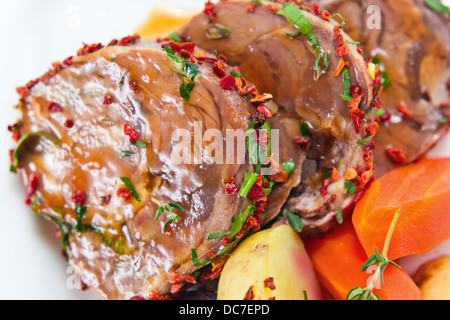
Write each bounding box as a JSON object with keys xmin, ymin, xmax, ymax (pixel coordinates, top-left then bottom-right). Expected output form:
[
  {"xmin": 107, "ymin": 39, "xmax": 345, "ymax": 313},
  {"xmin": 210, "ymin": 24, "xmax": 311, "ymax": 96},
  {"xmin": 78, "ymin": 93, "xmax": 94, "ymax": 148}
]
[
  {"xmin": 285, "ymin": 209, "xmax": 304, "ymax": 233},
  {"xmin": 152, "ymin": 198, "xmax": 186, "ymax": 232},
  {"xmin": 120, "ymin": 177, "xmax": 141, "ymax": 202},
  {"xmin": 425, "ymin": 0, "xmax": 449, "ymax": 13}
]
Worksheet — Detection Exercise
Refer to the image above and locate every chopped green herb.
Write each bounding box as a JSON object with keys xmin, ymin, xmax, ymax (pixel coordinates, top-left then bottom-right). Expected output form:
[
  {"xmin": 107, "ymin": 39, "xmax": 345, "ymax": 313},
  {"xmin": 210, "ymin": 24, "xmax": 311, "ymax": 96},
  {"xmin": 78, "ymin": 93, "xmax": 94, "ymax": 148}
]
[
  {"xmin": 357, "ymin": 136, "xmax": 373, "ymax": 146},
  {"xmin": 131, "ymin": 141, "xmax": 149, "ymax": 148},
  {"xmin": 206, "ymin": 23, "xmax": 232, "ymax": 40},
  {"xmin": 375, "ymin": 108, "xmax": 386, "ymax": 118},
  {"xmin": 191, "ymin": 248, "xmax": 210, "ymax": 267},
  {"xmin": 252, "ymin": 0, "xmax": 263, "ymax": 5},
  {"xmin": 75, "ymin": 204, "xmax": 87, "ymax": 232},
  {"xmin": 239, "ymin": 172, "xmax": 259, "ymax": 198},
  {"xmin": 230, "ymin": 71, "xmax": 241, "ymax": 78},
  {"xmin": 314, "ymin": 51, "xmax": 330, "ymax": 79},
  {"xmin": 285, "ymin": 210, "xmax": 304, "ymax": 233},
  {"xmin": 152, "ymin": 198, "xmax": 186, "ymax": 232},
  {"xmin": 207, "ymin": 231, "xmax": 232, "ymax": 240},
  {"xmin": 167, "ymin": 32, "xmax": 182, "ymax": 43},
  {"xmin": 13, "ymin": 132, "xmax": 61, "ymax": 167},
  {"xmin": 229, "ymin": 205, "xmax": 256, "ymax": 238},
  {"xmin": 120, "ymin": 177, "xmax": 141, "ymax": 202},
  {"xmin": 341, "ymin": 67, "xmax": 352, "ymax": 101},
  {"xmin": 300, "ymin": 122, "xmax": 310, "ymax": 136},
  {"xmin": 439, "ymin": 118, "xmax": 449, "ymax": 124},
  {"xmin": 180, "ymin": 82, "xmax": 195, "ymax": 101},
  {"xmin": 425, "ymin": 0, "xmax": 449, "ymax": 13},
  {"xmin": 120, "ymin": 151, "xmax": 134, "ymax": 157},
  {"xmin": 332, "ymin": 13, "xmax": 346, "ymax": 28},
  {"xmin": 336, "ymin": 206, "xmax": 343, "ymax": 224},
  {"xmin": 281, "ymin": 160, "xmax": 296, "ymax": 176},
  {"xmin": 277, "ymin": 3, "xmax": 320, "ymax": 51},
  {"xmin": 345, "ymin": 181, "xmax": 357, "ymax": 195}
]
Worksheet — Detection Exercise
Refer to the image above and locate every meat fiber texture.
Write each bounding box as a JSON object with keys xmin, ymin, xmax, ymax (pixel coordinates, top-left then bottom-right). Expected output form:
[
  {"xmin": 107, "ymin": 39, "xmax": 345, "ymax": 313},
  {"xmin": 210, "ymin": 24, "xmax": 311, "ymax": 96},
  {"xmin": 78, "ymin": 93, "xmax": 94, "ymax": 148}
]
[
  {"xmin": 180, "ymin": 0, "xmax": 378, "ymax": 233},
  {"xmin": 316, "ymin": 0, "xmax": 450, "ymax": 176}
]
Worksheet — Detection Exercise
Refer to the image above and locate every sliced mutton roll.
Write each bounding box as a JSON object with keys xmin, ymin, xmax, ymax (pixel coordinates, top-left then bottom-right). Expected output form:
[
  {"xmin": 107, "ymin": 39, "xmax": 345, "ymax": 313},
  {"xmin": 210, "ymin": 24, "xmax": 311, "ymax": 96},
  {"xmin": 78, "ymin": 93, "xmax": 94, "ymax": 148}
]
[
  {"xmin": 180, "ymin": 0, "xmax": 380, "ymax": 232},
  {"xmin": 315, "ymin": 0, "xmax": 450, "ymax": 176}
]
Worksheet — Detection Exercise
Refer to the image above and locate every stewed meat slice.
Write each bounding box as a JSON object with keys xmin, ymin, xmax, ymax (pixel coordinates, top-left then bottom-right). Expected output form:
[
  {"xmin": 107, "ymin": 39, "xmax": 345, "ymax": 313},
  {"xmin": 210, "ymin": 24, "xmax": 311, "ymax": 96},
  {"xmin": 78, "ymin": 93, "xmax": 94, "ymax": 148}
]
[
  {"xmin": 9, "ymin": 37, "xmax": 300, "ymax": 299},
  {"xmin": 180, "ymin": 0, "xmax": 379, "ymax": 232},
  {"xmin": 316, "ymin": 0, "xmax": 450, "ymax": 176}
]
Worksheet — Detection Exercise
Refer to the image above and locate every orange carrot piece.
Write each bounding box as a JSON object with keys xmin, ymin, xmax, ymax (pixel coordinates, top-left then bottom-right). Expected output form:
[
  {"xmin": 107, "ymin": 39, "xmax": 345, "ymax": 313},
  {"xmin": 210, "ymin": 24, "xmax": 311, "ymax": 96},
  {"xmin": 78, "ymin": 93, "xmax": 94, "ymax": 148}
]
[
  {"xmin": 304, "ymin": 220, "xmax": 422, "ymax": 300},
  {"xmin": 352, "ymin": 158, "xmax": 450, "ymax": 261}
]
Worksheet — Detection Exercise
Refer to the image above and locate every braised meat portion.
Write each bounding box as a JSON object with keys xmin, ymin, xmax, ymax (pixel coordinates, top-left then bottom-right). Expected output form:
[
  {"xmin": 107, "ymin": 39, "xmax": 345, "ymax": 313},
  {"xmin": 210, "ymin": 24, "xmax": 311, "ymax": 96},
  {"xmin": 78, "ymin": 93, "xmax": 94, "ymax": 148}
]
[
  {"xmin": 180, "ymin": 0, "xmax": 379, "ymax": 232},
  {"xmin": 316, "ymin": 0, "xmax": 450, "ymax": 176},
  {"xmin": 9, "ymin": 38, "xmax": 300, "ymax": 299}
]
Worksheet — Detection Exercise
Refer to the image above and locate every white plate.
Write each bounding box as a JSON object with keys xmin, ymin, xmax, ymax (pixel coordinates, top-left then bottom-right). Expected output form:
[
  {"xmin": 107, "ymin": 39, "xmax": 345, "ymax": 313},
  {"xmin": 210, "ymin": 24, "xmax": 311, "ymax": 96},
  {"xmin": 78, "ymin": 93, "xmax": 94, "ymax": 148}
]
[{"xmin": 0, "ymin": 0, "xmax": 449, "ymax": 300}]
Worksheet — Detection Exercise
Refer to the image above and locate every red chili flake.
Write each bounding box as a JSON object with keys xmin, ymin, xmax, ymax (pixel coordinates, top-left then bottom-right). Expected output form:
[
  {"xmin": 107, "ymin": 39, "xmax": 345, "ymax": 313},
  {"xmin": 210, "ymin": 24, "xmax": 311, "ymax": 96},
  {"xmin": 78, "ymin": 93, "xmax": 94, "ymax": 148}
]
[
  {"xmin": 168, "ymin": 268, "xmax": 197, "ymax": 285},
  {"xmin": 223, "ymin": 178, "xmax": 238, "ymax": 195},
  {"xmin": 204, "ymin": 0, "xmax": 217, "ymax": 23},
  {"xmin": 330, "ymin": 167, "xmax": 340, "ymax": 182},
  {"xmin": 256, "ymin": 105, "xmax": 274, "ymax": 118},
  {"xmin": 248, "ymin": 178, "xmax": 268, "ymax": 203},
  {"xmin": 254, "ymin": 201, "xmax": 266, "ymax": 215},
  {"xmin": 130, "ymin": 296, "xmax": 145, "ymax": 300},
  {"xmin": 129, "ymin": 81, "xmax": 138, "ymax": 92},
  {"xmin": 268, "ymin": 159, "xmax": 289, "ymax": 183},
  {"xmin": 48, "ymin": 102, "xmax": 63, "ymax": 113},
  {"xmin": 397, "ymin": 103, "xmax": 412, "ymax": 117},
  {"xmin": 333, "ymin": 25, "xmax": 347, "ymax": 57},
  {"xmin": 378, "ymin": 110, "xmax": 391, "ymax": 122},
  {"xmin": 219, "ymin": 74, "xmax": 237, "ymax": 90},
  {"xmin": 352, "ymin": 115, "xmax": 362, "ymax": 134},
  {"xmin": 170, "ymin": 42, "xmax": 196, "ymax": 57},
  {"xmin": 363, "ymin": 140, "xmax": 375, "ymax": 163},
  {"xmin": 27, "ymin": 173, "xmax": 38, "ymax": 196},
  {"xmin": 123, "ymin": 124, "xmax": 139, "ymax": 143},
  {"xmin": 321, "ymin": 10, "xmax": 331, "ymax": 21},
  {"xmin": 439, "ymin": 102, "xmax": 450, "ymax": 109},
  {"xmin": 64, "ymin": 119, "xmax": 74, "ymax": 128},
  {"xmin": 71, "ymin": 191, "xmax": 86, "ymax": 205},
  {"xmin": 116, "ymin": 34, "xmax": 141, "ymax": 46},
  {"xmin": 103, "ymin": 94, "xmax": 112, "ymax": 105},
  {"xmin": 198, "ymin": 264, "xmax": 223, "ymax": 282},
  {"xmin": 243, "ymin": 286, "xmax": 255, "ymax": 300},
  {"xmin": 212, "ymin": 60, "xmax": 227, "ymax": 78},
  {"xmin": 117, "ymin": 185, "xmax": 132, "ymax": 201},
  {"xmin": 446, "ymin": 77, "xmax": 450, "ymax": 91},
  {"xmin": 293, "ymin": 136, "xmax": 309, "ymax": 150},
  {"xmin": 246, "ymin": 3, "xmax": 257, "ymax": 12},
  {"xmin": 365, "ymin": 122, "xmax": 379, "ymax": 137},
  {"xmin": 320, "ymin": 178, "xmax": 330, "ymax": 196},
  {"xmin": 61, "ymin": 56, "xmax": 73, "ymax": 68},
  {"xmin": 148, "ymin": 291, "xmax": 171, "ymax": 300},
  {"xmin": 263, "ymin": 277, "xmax": 276, "ymax": 291},
  {"xmin": 268, "ymin": 3, "xmax": 282, "ymax": 11},
  {"xmin": 386, "ymin": 147, "xmax": 406, "ymax": 164}
]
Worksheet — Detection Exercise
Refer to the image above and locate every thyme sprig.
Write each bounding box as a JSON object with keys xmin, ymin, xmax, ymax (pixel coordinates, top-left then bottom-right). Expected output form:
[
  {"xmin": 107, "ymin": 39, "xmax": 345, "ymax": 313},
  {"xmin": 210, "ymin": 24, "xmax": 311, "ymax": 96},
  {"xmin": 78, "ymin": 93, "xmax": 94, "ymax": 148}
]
[
  {"xmin": 152, "ymin": 198, "xmax": 186, "ymax": 232},
  {"xmin": 346, "ymin": 209, "xmax": 402, "ymax": 300}
]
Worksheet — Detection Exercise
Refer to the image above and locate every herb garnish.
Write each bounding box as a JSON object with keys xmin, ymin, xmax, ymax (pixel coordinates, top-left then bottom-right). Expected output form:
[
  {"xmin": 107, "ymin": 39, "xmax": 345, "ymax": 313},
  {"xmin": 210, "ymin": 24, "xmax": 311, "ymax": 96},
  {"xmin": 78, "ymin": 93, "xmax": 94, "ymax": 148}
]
[
  {"xmin": 120, "ymin": 177, "xmax": 141, "ymax": 202},
  {"xmin": 285, "ymin": 209, "xmax": 304, "ymax": 233},
  {"xmin": 163, "ymin": 46, "xmax": 201, "ymax": 101},
  {"xmin": 13, "ymin": 132, "xmax": 61, "ymax": 167},
  {"xmin": 345, "ymin": 181, "xmax": 357, "ymax": 195},
  {"xmin": 425, "ymin": 0, "xmax": 449, "ymax": 13},
  {"xmin": 347, "ymin": 209, "xmax": 402, "ymax": 300},
  {"xmin": 120, "ymin": 151, "xmax": 134, "ymax": 157},
  {"xmin": 152, "ymin": 198, "xmax": 186, "ymax": 232},
  {"xmin": 341, "ymin": 67, "xmax": 352, "ymax": 101}
]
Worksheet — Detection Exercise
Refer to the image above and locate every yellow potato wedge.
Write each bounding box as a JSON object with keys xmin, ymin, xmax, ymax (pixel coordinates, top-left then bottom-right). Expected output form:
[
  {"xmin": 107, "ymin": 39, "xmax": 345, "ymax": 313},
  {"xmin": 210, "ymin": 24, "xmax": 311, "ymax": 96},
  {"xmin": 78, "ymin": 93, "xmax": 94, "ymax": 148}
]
[{"xmin": 217, "ymin": 225, "xmax": 324, "ymax": 300}]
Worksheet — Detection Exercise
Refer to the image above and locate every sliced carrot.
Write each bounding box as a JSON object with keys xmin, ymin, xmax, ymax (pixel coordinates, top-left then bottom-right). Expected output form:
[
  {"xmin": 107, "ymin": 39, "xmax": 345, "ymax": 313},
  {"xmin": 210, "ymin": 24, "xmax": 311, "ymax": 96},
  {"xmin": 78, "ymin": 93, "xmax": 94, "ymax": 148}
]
[
  {"xmin": 304, "ymin": 220, "xmax": 422, "ymax": 300},
  {"xmin": 352, "ymin": 158, "xmax": 450, "ymax": 261}
]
